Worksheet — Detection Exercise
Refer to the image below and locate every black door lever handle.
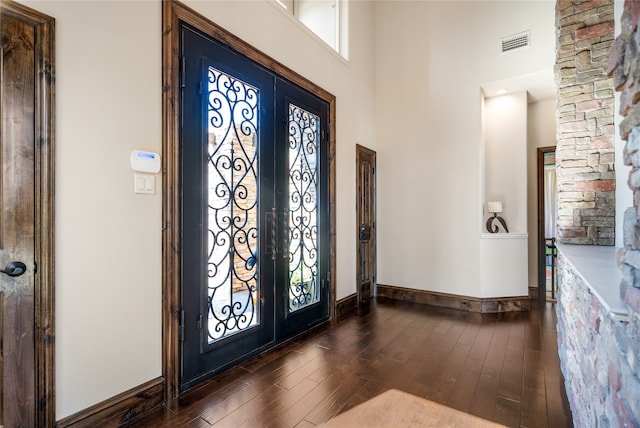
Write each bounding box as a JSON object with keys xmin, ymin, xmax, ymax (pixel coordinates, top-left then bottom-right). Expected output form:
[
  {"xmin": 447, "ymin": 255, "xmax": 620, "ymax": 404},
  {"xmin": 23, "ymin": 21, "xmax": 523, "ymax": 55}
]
[{"xmin": 1, "ymin": 261, "xmax": 27, "ymax": 277}]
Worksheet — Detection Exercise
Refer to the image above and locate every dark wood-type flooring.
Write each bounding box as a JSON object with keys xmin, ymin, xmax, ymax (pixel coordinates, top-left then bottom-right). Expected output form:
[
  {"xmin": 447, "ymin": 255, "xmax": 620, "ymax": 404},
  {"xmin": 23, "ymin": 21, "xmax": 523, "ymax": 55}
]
[{"xmin": 131, "ymin": 298, "xmax": 572, "ymax": 428}]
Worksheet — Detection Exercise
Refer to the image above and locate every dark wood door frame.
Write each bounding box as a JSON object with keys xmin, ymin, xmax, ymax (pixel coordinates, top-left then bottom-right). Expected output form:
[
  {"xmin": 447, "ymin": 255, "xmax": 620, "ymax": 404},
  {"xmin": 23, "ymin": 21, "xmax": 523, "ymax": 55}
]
[
  {"xmin": 537, "ymin": 146, "xmax": 555, "ymax": 302},
  {"xmin": 162, "ymin": 0, "xmax": 336, "ymax": 405},
  {"xmin": 0, "ymin": 1, "xmax": 55, "ymax": 425}
]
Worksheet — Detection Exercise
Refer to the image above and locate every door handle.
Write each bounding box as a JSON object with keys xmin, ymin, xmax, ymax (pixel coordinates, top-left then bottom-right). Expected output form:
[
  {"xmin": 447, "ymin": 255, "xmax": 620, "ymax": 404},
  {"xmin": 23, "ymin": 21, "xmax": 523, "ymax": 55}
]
[
  {"xmin": 265, "ymin": 209, "xmax": 276, "ymax": 260},
  {"xmin": 1, "ymin": 261, "xmax": 27, "ymax": 277},
  {"xmin": 359, "ymin": 225, "xmax": 371, "ymax": 242}
]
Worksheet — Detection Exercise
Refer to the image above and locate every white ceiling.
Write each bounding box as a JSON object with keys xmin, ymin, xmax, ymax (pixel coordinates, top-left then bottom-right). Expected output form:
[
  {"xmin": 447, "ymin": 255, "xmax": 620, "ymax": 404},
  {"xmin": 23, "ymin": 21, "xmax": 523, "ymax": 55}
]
[{"xmin": 482, "ymin": 69, "xmax": 556, "ymax": 103}]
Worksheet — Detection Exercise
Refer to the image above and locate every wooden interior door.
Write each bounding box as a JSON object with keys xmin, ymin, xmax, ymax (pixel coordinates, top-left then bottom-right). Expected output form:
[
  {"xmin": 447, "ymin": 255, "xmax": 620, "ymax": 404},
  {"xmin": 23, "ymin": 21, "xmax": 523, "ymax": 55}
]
[
  {"xmin": 356, "ymin": 145, "xmax": 376, "ymax": 303},
  {"xmin": 0, "ymin": 2, "xmax": 55, "ymax": 425},
  {"xmin": 1, "ymin": 10, "xmax": 37, "ymax": 427}
]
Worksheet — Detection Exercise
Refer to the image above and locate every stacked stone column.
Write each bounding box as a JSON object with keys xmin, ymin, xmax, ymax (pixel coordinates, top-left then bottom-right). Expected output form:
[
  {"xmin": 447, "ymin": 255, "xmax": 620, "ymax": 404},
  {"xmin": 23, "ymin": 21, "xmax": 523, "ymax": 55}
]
[{"xmin": 555, "ymin": 0, "xmax": 615, "ymax": 245}]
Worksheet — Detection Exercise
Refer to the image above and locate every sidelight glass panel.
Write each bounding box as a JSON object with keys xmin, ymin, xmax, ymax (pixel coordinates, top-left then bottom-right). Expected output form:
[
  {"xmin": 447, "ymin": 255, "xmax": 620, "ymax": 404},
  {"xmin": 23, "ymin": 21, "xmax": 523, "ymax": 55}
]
[
  {"xmin": 206, "ymin": 66, "xmax": 259, "ymax": 342},
  {"xmin": 288, "ymin": 104, "xmax": 320, "ymax": 312}
]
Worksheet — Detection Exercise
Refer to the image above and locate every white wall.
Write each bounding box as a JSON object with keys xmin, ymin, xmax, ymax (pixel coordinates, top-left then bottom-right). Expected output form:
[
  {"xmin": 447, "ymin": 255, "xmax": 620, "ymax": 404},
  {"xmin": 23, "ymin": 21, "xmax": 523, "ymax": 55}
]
[
  {"xmin": 527, "ymin": 98, "xmax": 557, "ymax": 287},
  {"xmin": 22, "ymin": 0, "xmax": 164, "ymax": 418},
  {"xmin": 480, "ymin": 92, "xmax": 529, "ymax": 298},
  {"xmin": 484, "ymin": 92, "xmax": 528, "ymax": 233},
  {"xmin": 24, "ymin": 0, "xmax": 376, "ymax": 419},
  {"xmin": 480, "ymin": 235, "xmax": 528, "ymax": 297},
  {"xmin": 375, "ymin": 1, "xmax": 554, "ymax": 297}
]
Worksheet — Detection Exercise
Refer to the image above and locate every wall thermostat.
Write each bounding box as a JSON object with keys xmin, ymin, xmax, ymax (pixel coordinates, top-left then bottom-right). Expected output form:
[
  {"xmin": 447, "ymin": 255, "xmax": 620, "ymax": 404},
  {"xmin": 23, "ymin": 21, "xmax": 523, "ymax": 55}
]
[{"xmin": 130, "ymin": 150, "xmax": 160, "ymax": 173}]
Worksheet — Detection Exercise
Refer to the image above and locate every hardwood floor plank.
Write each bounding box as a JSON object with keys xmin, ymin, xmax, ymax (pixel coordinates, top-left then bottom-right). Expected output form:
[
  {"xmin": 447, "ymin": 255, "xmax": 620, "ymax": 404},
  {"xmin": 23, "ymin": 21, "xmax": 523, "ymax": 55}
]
[
  {"xmin": 130, "ymin": 300, "xmax": 572, "ymax": 428},
  {"xmin": 303, "ymin": 374, "xmax": 368, "ymax": 425},
  {"xmin": 468, "ymin": 322, "xmax": 510, "ymax": 421},
  {"xmin": 483, "ymin": 322, "xmax": 510, "ymax": 376},
  {"xmin": 468, "ymin": 371, "xmax": 501, "ymax": 421},
  {"xmin": 520, "ymin": 350, "xmax": 548, "ymax": 428},
  {"xmin": 467, "ymin": 321, "xmax": 495, "ymax": 362},
  {"xmin": 545, "ymin": 374, "xmax": 573, "ymax": 428},
  {"xmin": 424, "ymin": 343, "xmax": 471, "ymax": 403},
  {"xmin": 188, "ymin": 416, "xmax": 213, "ymax": 427},
  {"xmin": 238, "ymin": 378, "xmax": 320, "ymax": 428},
  {"xmin": 412, "ymin": 349, "xmax": 450, "ymax": 387},
  {"xmin": 339, "ymin": 378, "xmax": 387, "ymax": 414},
  {"xmin": 498, "ymin": 336, "xmax": 525, "ymax": 402},
  {"xmin": 276, "ymin": 353, "xmax": 329, "ymax": 390},
  {"xmin": 380, "ymin": 326, "xmax": 427, "ymax": 363},
  {"xmin": 459, "ymin": 323, "xmax": 481, "ymax": 346},
  {"xmin": 206, "ymin": 384, "xmax": 285, "ymax": 427},
  {"xmin": 494, "ymin": 396, "xmax": 521, "ymax": 427},
  {"xmin": 445, "ymin": 356, "xmax": 483, "ymax": 412},
  {"xmin": 380, "ymin": 358, "xmax": 423, "ymax": 391},
  {"xmin": 436, "ymin": 322, "xmax": 465, "ymax": 353},
  {"xmin": 524, "ymin": 308, "xmax": 542, "ymax": 352}
]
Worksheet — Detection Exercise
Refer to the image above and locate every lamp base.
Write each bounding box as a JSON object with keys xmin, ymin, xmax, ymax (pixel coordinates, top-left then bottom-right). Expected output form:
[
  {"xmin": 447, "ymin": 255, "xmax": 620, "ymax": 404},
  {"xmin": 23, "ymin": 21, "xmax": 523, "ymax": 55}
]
[{"xmin": 486, "ymin": 213, "xmax": 509, "ymax": 233}]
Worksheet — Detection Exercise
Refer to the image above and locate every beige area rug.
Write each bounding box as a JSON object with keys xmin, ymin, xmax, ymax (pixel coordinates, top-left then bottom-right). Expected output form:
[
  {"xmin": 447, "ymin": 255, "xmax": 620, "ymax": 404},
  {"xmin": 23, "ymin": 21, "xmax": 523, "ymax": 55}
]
[{"xmin": 323, "ymin": 389, "xmax": 507, "ymax": 428}]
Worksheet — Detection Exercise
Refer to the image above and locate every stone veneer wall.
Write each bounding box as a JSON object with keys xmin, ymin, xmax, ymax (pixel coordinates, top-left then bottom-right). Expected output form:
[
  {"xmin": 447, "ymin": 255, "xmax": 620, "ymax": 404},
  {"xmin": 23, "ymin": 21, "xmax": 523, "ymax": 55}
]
[
  {"xmin": 555, "ymin": 0, "xmax": 616, "ymax": 245},
  {"xmin": 556, "ymin": 253, "xmax": 640, "ymax": 426},
  {"xmin": 555, "ymin": 0, "xmax": 640, "ymax": 426},
  {"xmin": 610, "ymin": 1, "xmax": 640, "ymax": 317}
]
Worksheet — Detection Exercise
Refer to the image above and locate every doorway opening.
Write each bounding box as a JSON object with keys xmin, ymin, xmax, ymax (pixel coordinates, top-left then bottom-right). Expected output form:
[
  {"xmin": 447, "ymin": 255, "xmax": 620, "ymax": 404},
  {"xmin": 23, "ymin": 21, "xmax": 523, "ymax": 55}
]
[{"xmin": 537, "ymin": 147, "xmax": 557, "ymax": 302}]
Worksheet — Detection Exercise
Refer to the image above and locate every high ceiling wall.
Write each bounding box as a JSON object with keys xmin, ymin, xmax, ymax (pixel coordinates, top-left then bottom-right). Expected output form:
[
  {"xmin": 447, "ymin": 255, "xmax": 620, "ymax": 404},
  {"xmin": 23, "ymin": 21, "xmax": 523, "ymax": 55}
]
[{"xmin": 374, "ymin": 1, "xmax": 555, "ymax": 296}]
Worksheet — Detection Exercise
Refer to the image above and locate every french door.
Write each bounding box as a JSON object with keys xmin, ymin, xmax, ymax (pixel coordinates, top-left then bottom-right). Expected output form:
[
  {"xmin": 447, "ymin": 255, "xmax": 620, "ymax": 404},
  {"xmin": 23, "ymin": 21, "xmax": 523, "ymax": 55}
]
[{"xmin": 180, "ymin": 25, "xmax": 329, "ymax": 390}]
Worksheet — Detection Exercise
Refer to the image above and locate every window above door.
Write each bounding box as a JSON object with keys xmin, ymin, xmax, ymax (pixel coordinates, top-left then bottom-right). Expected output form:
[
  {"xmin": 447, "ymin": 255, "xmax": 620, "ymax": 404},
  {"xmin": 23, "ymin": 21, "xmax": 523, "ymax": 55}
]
[{"xmin": 273, "ymin": 0, "xmax": 347, "ymax": 59}]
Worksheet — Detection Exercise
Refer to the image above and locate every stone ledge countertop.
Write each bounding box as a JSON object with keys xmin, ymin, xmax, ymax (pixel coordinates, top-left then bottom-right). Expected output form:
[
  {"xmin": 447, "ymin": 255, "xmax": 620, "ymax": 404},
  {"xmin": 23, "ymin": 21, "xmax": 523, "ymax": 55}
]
[{"xmin": 557, "ymin": 244, "xmax": 627, "ymax": 321}]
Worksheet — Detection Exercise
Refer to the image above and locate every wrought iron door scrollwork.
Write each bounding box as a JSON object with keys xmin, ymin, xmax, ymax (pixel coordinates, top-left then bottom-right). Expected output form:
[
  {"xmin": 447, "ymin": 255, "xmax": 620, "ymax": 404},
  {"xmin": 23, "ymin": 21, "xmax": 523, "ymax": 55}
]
[
  {"xmin": 288, "ymin": 104, "xmax": 320, "ymax": 312},
  {"xmin": 206, "ymin": 67, "xmax": 260, "ymax": 342}
]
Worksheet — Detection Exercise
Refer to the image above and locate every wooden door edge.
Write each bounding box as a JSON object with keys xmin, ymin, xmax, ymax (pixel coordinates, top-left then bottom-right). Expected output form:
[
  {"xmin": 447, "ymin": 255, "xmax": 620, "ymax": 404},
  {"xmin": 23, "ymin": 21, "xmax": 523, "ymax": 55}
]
[
  {"xmin": 1, "ymin": 1, "xmax": 56, "ymax": 425},
  {"xmin": 355, "ymin": 144, "xmax": 376, "ymax": 305}
]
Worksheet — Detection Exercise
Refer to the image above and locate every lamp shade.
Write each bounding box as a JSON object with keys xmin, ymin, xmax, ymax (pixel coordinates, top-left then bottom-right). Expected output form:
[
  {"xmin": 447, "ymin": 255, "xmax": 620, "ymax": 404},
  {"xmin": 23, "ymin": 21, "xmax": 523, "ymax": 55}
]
[{"xmin": 488, "ymin": 201, "xmax": 503, "ymax": 213}]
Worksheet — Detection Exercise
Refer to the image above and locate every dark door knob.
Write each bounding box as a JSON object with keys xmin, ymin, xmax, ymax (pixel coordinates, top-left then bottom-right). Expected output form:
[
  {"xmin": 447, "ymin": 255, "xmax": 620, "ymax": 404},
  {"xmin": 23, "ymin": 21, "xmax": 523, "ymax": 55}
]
[{"xmin": 1, "ymin": 261, "xmax": 27, "ymax": 277}]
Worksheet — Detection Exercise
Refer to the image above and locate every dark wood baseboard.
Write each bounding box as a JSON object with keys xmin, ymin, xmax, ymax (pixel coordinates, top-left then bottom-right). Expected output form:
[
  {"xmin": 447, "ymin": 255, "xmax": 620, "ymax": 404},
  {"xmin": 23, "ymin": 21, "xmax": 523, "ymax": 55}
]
[
  {"xmin": 56, "ymin": 377, "xmax": 164, "ymax": 427},
  {"xmin": 529, "ymin": 286, "xmax": 538, "ymax": 300},
  {"xmin": 336, "ymin": 293, "xmax": 358, "ymax": 319},
  {"xmin": 377, "ymin": 284, "xmax": 530, "ymax": 313}
]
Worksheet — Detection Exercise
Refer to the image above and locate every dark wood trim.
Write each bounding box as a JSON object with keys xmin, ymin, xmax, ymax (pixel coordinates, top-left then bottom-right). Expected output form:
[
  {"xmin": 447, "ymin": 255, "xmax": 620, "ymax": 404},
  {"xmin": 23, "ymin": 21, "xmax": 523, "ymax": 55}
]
[
  {"xmin": 1, "ymin": 1, "xmax": 56, "ymax": 425},
  {"xmin": 162, "ymin": 0, "xmax": 337, "ymax": 407},
  {"xmin": 161, "ymin": 0, "xmax": 181, "ymax": 408},
  {"xmin": 55, "ymin": 377, "xmax": 164, "ymax": 427},
  {"xmin": 377, "ymin": 284, "xmax": 530, "ymax": 313},
  {"xmin": 537, "ymin": 146, "xmax": 556, "ymax": 302},
  {"xmin": 336, "ymin": 293, "xmax": 358, "ymax": 319}
]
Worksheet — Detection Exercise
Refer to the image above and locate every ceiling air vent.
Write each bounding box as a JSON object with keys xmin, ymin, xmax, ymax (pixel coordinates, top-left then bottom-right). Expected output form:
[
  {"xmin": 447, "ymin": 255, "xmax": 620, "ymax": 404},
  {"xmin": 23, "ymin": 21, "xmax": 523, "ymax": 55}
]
[{"xmin": 501, "ymin": 31, "xmax": 530, "ymax": 53}]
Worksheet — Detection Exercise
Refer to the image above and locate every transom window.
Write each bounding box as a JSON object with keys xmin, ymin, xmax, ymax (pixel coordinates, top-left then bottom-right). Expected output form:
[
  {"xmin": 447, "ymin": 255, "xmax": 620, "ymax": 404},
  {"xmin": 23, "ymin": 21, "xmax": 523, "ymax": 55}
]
[{"xmin": 275, "ymin": 0, "xmax": 345, "ymax": 57}]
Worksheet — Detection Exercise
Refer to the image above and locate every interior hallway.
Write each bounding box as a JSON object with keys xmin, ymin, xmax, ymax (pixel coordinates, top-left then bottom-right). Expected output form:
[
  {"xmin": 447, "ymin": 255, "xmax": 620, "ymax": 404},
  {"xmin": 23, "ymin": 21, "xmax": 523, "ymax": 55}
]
[{"xmin": 131, "ymin": 299, "xmax": 572, "ymax": 427}]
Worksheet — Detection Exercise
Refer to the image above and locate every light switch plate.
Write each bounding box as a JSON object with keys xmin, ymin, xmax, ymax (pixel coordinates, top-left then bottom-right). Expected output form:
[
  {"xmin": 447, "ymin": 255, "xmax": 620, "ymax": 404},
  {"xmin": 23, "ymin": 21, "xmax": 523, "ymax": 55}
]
[{"xmin": 134, "ymin": 173, "xmax": 155, "ymax": 195}]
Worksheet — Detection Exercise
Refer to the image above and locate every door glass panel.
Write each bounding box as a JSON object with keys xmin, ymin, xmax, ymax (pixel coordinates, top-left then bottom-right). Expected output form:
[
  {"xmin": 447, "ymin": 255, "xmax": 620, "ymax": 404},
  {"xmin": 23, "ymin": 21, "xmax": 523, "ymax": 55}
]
[
  {"xmin": 207, "ymin": 66, "xmax": 259, "ymax": 342},
  {"xmin": 288, "ymin": 103, "xmax": 320, "ymax": 312}
]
